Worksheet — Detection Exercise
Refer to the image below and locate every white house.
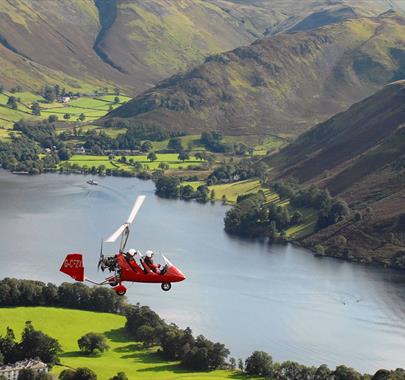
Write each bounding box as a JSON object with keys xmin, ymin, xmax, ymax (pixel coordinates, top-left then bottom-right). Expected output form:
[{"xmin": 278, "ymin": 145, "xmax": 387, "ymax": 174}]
[
  {"xmin": 0, "ymin": 359, "xmax": 48, "ymax": 380},
  {"xmin": 61, "ymin": 96, "xmax": 71, "ymax": 103}
]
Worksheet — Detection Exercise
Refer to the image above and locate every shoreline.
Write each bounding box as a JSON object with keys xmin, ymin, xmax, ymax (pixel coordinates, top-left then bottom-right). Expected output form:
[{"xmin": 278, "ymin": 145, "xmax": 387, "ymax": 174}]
[{"xmin": 3, "ymin": 169, "xmax": 404, "ymax": 272}]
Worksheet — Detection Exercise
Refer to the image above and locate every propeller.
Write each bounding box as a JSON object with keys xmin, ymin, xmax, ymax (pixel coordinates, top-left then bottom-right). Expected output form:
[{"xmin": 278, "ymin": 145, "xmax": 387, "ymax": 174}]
[
  {"xmin": 97, "ymin": 239, "xmax": 104, "ymax": 272},
  {"xmin": 104, "ymin": 195, "xmax": 146, "ymax": 251}
]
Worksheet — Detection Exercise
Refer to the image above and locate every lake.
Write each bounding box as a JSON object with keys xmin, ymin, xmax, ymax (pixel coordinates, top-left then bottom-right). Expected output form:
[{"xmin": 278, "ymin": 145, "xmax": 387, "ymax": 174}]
[{"xmin": 0, "ymin": 171, "xmax": 404, "ymax": 373}]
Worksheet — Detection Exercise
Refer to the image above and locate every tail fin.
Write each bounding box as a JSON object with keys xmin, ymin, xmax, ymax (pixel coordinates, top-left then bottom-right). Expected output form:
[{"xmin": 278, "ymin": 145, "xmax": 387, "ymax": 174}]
[{"xmin": 60, "ymin": 254, "xmax": 84, "ymax": 282}]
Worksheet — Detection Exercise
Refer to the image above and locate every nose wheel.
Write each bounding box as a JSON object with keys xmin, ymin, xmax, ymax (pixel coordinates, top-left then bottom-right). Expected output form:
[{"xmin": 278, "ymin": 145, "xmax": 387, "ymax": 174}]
[{"xmin": 161, "ymin": 282, "xmax": 171, "ymax": 291}]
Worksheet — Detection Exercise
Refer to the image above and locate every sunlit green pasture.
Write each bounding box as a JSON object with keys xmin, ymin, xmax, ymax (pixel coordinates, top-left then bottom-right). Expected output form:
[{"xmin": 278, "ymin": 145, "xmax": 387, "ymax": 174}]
[
  {"xmin": 0, "ymin": 91, "xmax": 131, "ymax": 127},
  {"xmin": 68, "ymin": 154, "xmax": 205, "ymax": 171},
  {"xmin": 0, "ymin": 307, "xmax": 250, "ymax": 380}
]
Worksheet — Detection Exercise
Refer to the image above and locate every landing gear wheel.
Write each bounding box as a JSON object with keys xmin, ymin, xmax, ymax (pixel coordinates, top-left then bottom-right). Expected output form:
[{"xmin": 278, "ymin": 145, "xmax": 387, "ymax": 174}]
[
  {"xmin": 109, "ymin": 280, "xmax": 119, "ymax": 287},
  {"xmin": 116, "ymin": 290, "xmax": 126, "ymax": 296},
  {"xmin": 161, "ymin": 282, "xmax": 171, "ymax": 291}
]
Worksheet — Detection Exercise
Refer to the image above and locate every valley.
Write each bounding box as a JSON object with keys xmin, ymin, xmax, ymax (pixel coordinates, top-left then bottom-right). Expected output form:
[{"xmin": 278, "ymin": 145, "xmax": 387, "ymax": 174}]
[{"xmin": 1, "ymin": 1, "xmax": 405, "ymax": 379}]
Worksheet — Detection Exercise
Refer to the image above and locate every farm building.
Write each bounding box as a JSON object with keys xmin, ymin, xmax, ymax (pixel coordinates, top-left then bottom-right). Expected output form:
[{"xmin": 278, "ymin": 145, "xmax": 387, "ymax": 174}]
[{"xmin": 0, "ymin": 359, "xmax": 48, "ymax": 380}]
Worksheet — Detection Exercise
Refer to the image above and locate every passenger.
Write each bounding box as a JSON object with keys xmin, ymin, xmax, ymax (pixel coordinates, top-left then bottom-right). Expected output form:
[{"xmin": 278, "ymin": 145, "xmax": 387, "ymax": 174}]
[{"xmin": 144, "ymin": 250, "xmax": 160, "ymax": 273}]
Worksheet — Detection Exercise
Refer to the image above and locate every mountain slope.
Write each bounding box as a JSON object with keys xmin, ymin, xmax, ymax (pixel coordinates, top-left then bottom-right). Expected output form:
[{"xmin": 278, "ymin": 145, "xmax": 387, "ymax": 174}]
[
  {"xmin": 0, "ymin": 0, "xmax": 399, "ymax": 95},
  {"xmin": 106, "ymin": 12, "xmax": 405, "ymax": 137},
  {"xmin": 0, "ymin": 0, "xmax": 287, "ymax": 94},
  {"xmin": 266, "ymin": 80, "xmax": 405, "ymax": 268}
]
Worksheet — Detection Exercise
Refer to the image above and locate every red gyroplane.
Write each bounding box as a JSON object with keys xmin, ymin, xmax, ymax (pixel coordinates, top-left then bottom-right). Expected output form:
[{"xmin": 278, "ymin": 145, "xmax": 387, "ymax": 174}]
[{"xmin": 60, "ymin": 195, "xmax": 186, "ymax": 295}]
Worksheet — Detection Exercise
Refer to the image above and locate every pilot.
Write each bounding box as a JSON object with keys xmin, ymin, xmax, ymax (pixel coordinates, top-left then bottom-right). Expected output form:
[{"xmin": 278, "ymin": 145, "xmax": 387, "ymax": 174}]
[
  {"xmin": 144, "ymin": 250, "xmax": 160, "ymax": 273},
  {"xmin": 127, "ymin": 248, "xmax": 138, "ymax": 258},
  {"xmin": 126, "ymin": 248, "xmax": 140, "ymax": 271}
]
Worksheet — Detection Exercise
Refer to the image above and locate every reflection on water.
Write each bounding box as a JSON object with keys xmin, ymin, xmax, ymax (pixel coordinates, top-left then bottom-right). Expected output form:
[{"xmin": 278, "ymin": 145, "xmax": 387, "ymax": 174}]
[{"xmin": 0, "ymin": 171, "xmax": 404, "ymax": 373}]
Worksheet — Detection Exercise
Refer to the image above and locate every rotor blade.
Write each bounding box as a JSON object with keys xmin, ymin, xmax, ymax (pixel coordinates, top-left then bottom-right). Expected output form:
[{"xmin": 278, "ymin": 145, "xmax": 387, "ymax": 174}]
[
  {"xmin": 105, "ymin": 224, "xmax": 127, "ymax": 243},
  {"xmin": 126, "ymin": 195, "xmax": 146, "ymax": 224}
]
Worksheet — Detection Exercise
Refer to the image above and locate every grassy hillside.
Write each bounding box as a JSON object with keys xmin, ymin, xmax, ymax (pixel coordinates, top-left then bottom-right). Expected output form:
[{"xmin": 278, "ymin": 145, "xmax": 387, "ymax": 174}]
[
  {"xmin": 0, "ymin": 1, "xmax": 398, "ymax": 95},
  {"xmin": 106, "ymin": 12, "xmax": 405, "ymax": 138},
  {"xmin": 0, "ymin": 0, "xmax": 287, "ymax": 95},
  {"xmin": 0, "ymin": 307, "xmax": 247, "ymax": 380},
  {"xmin": 265, "ymin": 80, "xmax": 405, "ymax": 268}
]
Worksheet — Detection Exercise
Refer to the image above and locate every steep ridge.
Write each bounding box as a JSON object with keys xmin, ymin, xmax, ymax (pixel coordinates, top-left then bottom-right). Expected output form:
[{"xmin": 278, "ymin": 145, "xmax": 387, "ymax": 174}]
[
  {"xmin": 266, "ymin": 81, "xmax": 405, "ymax": 267},
  {"xmin": 105, "ymin": 12, "xmax": 405, "ymax": 137}
]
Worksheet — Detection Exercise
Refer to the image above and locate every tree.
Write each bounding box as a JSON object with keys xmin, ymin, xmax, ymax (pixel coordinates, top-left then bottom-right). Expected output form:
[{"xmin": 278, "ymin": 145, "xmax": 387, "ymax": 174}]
[
  {"xmin": 61, "ymin": 368, "xmax": 97, "ymax": 380},
  {"xmin": 168, "ymin": 137, "xmax": 183, "ymax": 152},
  {"xmin": 114, "ymin": 96, "xmax": 120, "ymax": 104},
  {"xmin": 108, "ymin": 373, "xmax": 127, "ymax": 380},
  {"xmin": 194, "ymin": 152, "xmax": 204, "ymax": 161},
  {"xmin": 238, "ymin": 358, "xmax": 244, "ymax": 372},
  {"xmin": 59, "ymin": 369, "xmax": 76, "ymax": 380},
  {"xmin": 31, "ymin": 102, "xmax": 41, "ymax": 116},
  {"xmin": 245, "ymin": 351, "xmax": 272, "ymax": 376},
  {"xmin": 158, "ymin": 162, "xmax": 169, "ymax": 171},
  {"xmin": 20, "ymin": 321, "xmax": 62, "ymax": 365},
  {"xmin": 17, "ymin": 369, "xmax": 36, "ymax": 380},
  {"xmin": 291, "ymin": 210, "xmax": 303, "ymax": 225},
  {"xmin": 79, "ymin": 113, "xmax": 86, "ymax": 122},
  {"xmin": 333, "ymin": 365, "xmax": 361, "ymax": 380},
  {"xmin": 0, "ymin": 327, "xmax": 18, "ymax": 363},
  {"xmin": 178, "ymin": 151, "xmax": 189, "ymax": 162},
  {"xmin": 63, "ymin": 113, "xmax": 71, "ymax": 120},
  {"xmin": 7, "ymin": 96, "xmax": 17, "ymax": 109},
  {"xmin": 155, "ymin": 176, "xmax": 180, "ymax": 198},
  {"xmin": 78, "ymin": 332, "xmax": 109, "ymax": 354},
  {"xmin": 48, "ymin": 115, "xmax": 58, "ymax": 123},
  {"xmin": 43, "ymin": 85, "xmax": 56, "ymax": 103},
  {"xmin": 315, "ymin": 364, "xmax": 332, "ymax": 380},
  {"xmin": 135, "ymin": 325, "xmax": 157, "ymax": 347},
  {"xmin": 196, "ymin": 185, "xmax": 209, "ymax": 203},
  {"xmin": 147, "ymin": 151, "xmax": 157, "ymax": 162},
  {"xmin": 179, "ymin": 185, "xmax": 195, "ymax": 200},
  {"xmin": 141, "ymin": 141, "xmax": 152, "ymax": 152},
  {"xmin": 58, "ymin": 148, "xmax": 71, "ymax": 161}
]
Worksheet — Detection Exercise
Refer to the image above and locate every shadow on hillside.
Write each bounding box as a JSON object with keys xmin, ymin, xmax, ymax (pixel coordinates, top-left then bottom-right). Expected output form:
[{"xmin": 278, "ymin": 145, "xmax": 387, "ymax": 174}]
[
  {"xmin": 104, "ymin": 327, "xmax": 131, "ymax": 342},
  {"xmin": 113, "ymin": 343, "xmax": 143, "ymax": 353},
  {"xmin": 61, "ymin": 351, "xmax": 88, "ymax": 358}
]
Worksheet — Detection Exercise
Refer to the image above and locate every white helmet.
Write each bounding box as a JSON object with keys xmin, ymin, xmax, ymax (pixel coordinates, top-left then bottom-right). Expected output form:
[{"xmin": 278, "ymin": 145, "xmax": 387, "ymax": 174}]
[
  {"xmin": 128, "ymin": 248, "xmax": 136, "ymax": 256},
  {"xmin": 146, "ymin": 250, "xmax": 154, "ymax": 258}
]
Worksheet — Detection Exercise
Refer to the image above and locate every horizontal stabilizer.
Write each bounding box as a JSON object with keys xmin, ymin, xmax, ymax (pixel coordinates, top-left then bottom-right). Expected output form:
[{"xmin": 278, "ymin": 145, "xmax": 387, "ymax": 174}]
[{"xmin": 60, "ymin": 253, "xmax": 84, "ymax": 282}]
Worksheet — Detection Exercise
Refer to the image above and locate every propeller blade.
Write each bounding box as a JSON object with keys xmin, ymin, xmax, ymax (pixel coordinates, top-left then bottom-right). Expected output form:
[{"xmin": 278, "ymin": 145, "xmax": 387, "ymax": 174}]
[
  {"xmin": 105, "ymin": 224, "xmax": 127, "ymax": 243},
  {"xmin": 127, "ymin": 195, "xmax": 146, "ymax": 224},
  {"xmin": 97, "ymin": 240, "xmax": 104, "ymax": 272}
]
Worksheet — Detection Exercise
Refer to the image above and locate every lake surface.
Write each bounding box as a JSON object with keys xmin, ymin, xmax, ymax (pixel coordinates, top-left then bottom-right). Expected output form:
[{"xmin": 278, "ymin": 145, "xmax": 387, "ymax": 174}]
[{"xmin": 0, "ymin": 171, "xmax": 404, "ymax": 373}]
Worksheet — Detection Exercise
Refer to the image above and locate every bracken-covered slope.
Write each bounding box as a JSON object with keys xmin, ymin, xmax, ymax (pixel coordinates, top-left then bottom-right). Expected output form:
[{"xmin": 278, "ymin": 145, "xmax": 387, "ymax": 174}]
[
  {"xmin": 267, "ymin": 80, "xmax": 405, "ymax": 268},
  {"xmin": 106, "ymin": 12, "xmax": 405, "ymax": 137},
  {"xmin": 0, "ymin": 0, "xmax": 287, "ymax": 94},
  {"xmin": 0, "ymin": 0, "xmax": 398, "ymax": 94}
]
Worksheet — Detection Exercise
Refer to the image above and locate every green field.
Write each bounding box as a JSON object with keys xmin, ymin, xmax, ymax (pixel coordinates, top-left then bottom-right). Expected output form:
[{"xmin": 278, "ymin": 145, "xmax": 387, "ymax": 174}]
[
  {"xmin": 0, "ymin": 307, "xmax": 254, "ymax": 380},
  {"xmin": 185, "ymin": 179, "xmax": 275, "ymax": 203},
  {"xmin": 68, "ymin": 154, "xmax": 206, "ymax": 171},
  {"xmin": 0, "ymin": 91, "xmax": 132, "ymax": 139}
]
